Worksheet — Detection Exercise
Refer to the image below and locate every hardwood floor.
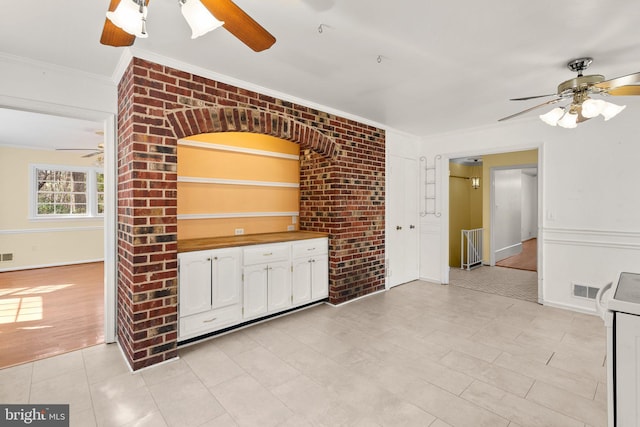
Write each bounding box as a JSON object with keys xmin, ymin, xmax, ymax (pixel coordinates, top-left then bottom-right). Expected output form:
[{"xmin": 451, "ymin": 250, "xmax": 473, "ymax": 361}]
[
  {"xmin": 496, "ymin": 238, "xmax": 537, "ymax": 272},
  {"xmin": 0, "ymin": 262, "xmax": 104, "ymax": 369}
]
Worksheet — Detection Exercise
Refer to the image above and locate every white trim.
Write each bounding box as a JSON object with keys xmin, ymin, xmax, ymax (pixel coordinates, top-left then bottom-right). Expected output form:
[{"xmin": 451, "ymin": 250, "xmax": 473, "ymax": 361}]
[
  {"xmin": 0, "ymin": 226, "xmax": 103, "ymax": 235},
  {"xmin": 543, "ymin": 227, "xmax": 640, "ymax": 238},
  {"xmin": 544, "ymin": 238, "xmax": 640, "ymax": 251},
  {"xmin": 326, "ymin": 289, "xmax": 386, "ymax": 307},
  {"xmin": 178, "ymin": 176, "xmax": 299, "ymax": 188},
  {"xmin": 178, "ymin": 212, "xmax": 299, "ymax": 220},
  {"xmin": 540, "ymin": 299, "xmax": 598, "ymax": 316},
  {"xmin": 178, "ymin": 140, "xmax": 300, "ymax": 160},
  {"xmin": 0, "ymin": 258, "xmax": 104, "ymax": 273}
]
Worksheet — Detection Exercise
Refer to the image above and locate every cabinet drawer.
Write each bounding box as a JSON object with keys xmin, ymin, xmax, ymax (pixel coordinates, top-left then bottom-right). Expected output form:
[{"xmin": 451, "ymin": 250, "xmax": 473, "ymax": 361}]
[
  {"xmin": 292, "ymin": 238, "xmax": 327, "ymax": 258},
  {"xmin": 243, "ymin": 243, "xmax": 290, "ymax": 265},
  {"xmin": 179, "ymin": 305, "xmax": 241, "ymax": 340}
]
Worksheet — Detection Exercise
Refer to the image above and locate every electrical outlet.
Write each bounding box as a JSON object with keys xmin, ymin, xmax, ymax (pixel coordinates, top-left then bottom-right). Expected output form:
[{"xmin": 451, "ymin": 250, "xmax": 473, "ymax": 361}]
[
  {"xmin": 234, "ymin": 228, "xmax": 244, "ymax": 235},
  {"xmin": 292, "ymin": 216, "xmax": 297, "ymax": 224},
  {"xmin": 287, "ymin": 225, "xmax": 295, "ymax": 231}
]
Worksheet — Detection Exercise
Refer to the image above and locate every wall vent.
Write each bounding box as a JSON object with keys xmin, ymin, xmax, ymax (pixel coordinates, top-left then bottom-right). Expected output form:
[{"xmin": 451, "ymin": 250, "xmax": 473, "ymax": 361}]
[
  {"xmin": 572, "ymin": 283, "xmax": 599, "ymax": 300},
  {"xmin": 1, "ymin": 253, "xmax": 13, "ymax": 262}
]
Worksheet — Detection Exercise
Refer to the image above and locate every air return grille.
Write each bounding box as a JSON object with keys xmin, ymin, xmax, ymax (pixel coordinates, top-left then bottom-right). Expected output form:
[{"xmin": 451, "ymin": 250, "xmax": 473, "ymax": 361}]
[{"xmin": 572, "ymin": 283, "xmax": 599, "ymax": 300}]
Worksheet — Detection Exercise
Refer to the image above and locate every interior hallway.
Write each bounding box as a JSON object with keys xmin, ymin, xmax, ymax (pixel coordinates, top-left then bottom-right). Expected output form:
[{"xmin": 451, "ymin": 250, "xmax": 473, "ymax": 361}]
[{"xmin": 0, "ymin": 280, "xmax": 606, "ymax": 426}]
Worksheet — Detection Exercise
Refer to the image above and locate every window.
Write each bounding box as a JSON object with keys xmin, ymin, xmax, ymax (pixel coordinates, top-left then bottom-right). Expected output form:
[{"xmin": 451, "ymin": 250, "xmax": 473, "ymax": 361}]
[{"xmin": 31, "ymin": 165, "xmax": 104, "ymax": 219}]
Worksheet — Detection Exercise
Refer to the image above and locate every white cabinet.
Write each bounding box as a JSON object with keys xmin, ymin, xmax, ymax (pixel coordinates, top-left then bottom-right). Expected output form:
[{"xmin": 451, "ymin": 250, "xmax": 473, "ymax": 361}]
[
  {"xmin": 178, "ymin": 236, "xmax": 328, "ymax": 342},
  {"xmin": 178, "ymin": 250, "xmax": 213, "ymax": 317},
  {"xmin": 242, "ymin": 243, "xmax": 292, "ymax": 320},
  {"xmin": 292, "ymin": 238, "xmax": 328, "ymax": 304},
  {"xmin": 178, "ymin": 247, "xmax": 241, "ymax": 341}
]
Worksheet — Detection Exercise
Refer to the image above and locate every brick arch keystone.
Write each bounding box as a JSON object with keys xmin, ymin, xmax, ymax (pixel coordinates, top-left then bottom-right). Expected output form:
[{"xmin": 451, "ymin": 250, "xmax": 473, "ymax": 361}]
[{"xmin": 166, "ymin": 107, "xmax": 337, "ymax": 160}]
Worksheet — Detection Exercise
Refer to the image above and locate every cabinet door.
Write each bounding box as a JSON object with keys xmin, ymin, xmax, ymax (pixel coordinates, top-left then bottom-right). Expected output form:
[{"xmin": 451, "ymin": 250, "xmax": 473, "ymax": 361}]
[
  {"xmin": 268, "ymin": 260, "xmax": 292, "ymax": 312},
  {"xmin": 292, "ymin": 257, "xmax": 312, "ymax": 305},
  {"xmin": 212, "ymin": 247, "xmax": 241, "ymax": 310},
  {"xmin": 179, "ymin": 251, "xmax": 212, "ymax": 317},
  {"xmin": 243, "ymin": 264, "xmax": 268, "ymax": 319},
  {"xmin": 311, "ymin": 254, "xmax": 329, "ymax": 300}
]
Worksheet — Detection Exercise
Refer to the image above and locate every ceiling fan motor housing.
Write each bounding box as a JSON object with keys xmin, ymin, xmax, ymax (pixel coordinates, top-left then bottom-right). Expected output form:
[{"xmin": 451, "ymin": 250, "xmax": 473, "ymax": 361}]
[{"xmin": 557, "ymin": 74, "xmax": 605, "ymax": 98}]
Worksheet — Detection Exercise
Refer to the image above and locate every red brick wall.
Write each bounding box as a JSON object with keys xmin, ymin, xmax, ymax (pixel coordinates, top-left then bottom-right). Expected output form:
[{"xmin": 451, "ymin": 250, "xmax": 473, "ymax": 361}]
[{"xmin": 116, "ymin": 57, "xmax": 385, "ymax": 370}]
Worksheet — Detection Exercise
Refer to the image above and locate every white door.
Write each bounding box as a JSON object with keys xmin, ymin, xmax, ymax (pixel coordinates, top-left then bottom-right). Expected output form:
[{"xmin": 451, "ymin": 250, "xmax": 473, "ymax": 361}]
[
  {"xmin": 311, "ymin": 254, "xmax": 329, "ymax": 299},
  {"xmin": 268, "ymin": 260, "xmax": 292, "ymax": 312},
  {"xmin": 292, "ymin": 257, "xmax": 312, "ymax": 305},
  {"xmin": 388, "ymin": 155, "xmax": 420, "ymax": 287},
  {"xmin": 212, "ymin": 247, "xmax": 241, "ymax": 309},
  {"xmin": 243, "ymin": 264, "xmax": 268, "ymax": 318},
  {"xmin": 178, "ymin": 251, "xmax": 212, "ymax": 317}
]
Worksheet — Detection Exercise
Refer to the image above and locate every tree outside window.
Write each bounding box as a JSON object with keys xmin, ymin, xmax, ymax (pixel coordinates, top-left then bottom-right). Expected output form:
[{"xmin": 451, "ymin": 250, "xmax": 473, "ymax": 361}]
[{"xmin": 32, "ymin": 165, "xmax": 103, "ymax": 218}]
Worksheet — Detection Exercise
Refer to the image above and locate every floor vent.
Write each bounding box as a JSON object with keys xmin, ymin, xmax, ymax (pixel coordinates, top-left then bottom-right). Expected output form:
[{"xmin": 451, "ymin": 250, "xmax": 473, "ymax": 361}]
[
  {"xmin": 1, "ymin": 253, "xmax": 13, "ymax": 262},
  {"xmin": 572, "ymin": 283, "xmax": 599, "ymax": 300}
]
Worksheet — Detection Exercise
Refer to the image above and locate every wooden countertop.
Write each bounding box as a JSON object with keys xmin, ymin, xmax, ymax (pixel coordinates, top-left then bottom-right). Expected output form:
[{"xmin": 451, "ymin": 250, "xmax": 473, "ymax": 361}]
[{"xmin": 178, "ymin": 231, "xmax": 329, "ymax": 253}]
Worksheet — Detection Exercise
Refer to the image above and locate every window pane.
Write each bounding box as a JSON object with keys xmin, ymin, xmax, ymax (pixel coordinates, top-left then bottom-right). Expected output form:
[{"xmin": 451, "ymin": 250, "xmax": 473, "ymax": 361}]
[{"xmin": 35, "ymin": 168, "xmax": 89, "ymax": 217}]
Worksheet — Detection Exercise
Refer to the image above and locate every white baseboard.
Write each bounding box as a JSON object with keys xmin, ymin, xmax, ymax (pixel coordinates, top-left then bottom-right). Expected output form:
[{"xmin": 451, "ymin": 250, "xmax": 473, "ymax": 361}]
[
  {"xmin": 0, "ymin": 258, "xmax": 104, "ymax": 273},
  {"xmin": 540, "ymin": 299, "xmax": 598, "ymax": 316}
]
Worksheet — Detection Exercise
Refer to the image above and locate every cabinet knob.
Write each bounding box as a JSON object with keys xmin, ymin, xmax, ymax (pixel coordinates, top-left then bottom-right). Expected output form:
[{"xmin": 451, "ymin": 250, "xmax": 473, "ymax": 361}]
[
  {"xmin": 207, "ymin": 258, "xmax": 211, "ymax": 261},
  {"xmin": 396, "ymin": 225, "xmax": 402, "ymax": 230},
  {"xmin": 410, "ymin": 225, "xmax": 415, "ymax": 229},
  {"xmin": 213, "ymin": 256, "xmax": 218, "ymax": 260}
]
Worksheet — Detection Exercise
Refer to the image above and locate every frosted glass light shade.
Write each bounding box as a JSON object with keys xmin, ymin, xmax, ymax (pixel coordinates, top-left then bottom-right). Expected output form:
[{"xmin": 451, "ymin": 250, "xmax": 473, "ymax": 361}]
[
  {"xmin": 601, "ymin": 101, "xmax": 626, "ymax": 121},
  {"xmin": 581, "ymin": 99, "xmax": 605, "ymax": 119},
  {"xmin": 557, "ymin": 111, "xmax": 578, "ymax": 128},
  {"xmin": 180, "ymin": 0, "xmax": 224, "ymax": 39},
  {"xmin": 107, "ymin": 0, "xmax": 148, "ymax": 38},
  {"xmin": 539, "ymin": 107, "xmax": 565, "ymax": 126}
]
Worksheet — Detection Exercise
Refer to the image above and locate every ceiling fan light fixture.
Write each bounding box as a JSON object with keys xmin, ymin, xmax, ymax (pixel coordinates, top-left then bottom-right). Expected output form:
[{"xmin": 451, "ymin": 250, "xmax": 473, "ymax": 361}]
[
  {"xmin": 180, "ymin": 0, "xmax": 224, "ymax": 39},
  {"xmin": 581, "ymin": 98, "xmax": 605, "ymax": 119},
  {"xmin": 539, "ymin": 107, "xmax": 565, "ymax": 126},
  {"xmin": 107, "ymin": 0, "xmax": 148, "ymax": 38},
  {"xmin": 557, "ymin": 111, "xmax": 579, "ymax": 129},
  {"xmin": 601, "ymin": 101, "xmax": 626, "ymax": 121}
]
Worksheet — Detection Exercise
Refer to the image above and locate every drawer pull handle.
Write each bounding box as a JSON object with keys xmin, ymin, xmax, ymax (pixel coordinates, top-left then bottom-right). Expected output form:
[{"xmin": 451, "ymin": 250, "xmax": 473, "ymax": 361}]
[
  {"xmin": 307, "ymin": 248, "xmax": 316, "ymax": 251},
  {"xmin": 263, "ymin": 252, "xmax": 273, "ymax": 256},
  {"xmin": 203, "ymin": 317, "xmax": 217, "ymax": 323}
]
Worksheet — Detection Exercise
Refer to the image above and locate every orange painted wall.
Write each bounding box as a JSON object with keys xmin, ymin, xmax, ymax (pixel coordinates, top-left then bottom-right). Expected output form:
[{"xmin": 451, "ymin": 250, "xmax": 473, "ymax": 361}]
[{"xmin": 177, "ymin": 132, "xmax": 300, "ymax": 239}]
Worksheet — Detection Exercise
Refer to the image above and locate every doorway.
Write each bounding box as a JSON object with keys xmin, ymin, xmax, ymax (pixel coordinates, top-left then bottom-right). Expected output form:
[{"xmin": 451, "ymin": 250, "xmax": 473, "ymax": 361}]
[
  {"xmin": 446, "ymin": 149, "xmax": 540, "ymax": 303},
  {"xmin": 0, "ymin": 105, "xmax": 116, "ymax": 367}
]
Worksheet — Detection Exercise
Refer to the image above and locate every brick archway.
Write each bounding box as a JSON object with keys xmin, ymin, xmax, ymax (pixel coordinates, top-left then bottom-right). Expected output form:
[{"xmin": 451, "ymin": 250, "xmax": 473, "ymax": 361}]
[
  {"xmin": 116, "ymin": 57, "xmax": 385, "ymax": 371},
  {"xmin": 166, "ymin": 107, "xmax": 337, "ymax": 160}
]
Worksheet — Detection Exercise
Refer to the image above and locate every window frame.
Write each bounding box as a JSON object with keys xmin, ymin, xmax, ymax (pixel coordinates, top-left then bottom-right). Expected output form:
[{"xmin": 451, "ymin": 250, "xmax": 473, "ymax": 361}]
[{"xmin": 29, "ymin": 163, "xmax": 105, "ymax": 221}]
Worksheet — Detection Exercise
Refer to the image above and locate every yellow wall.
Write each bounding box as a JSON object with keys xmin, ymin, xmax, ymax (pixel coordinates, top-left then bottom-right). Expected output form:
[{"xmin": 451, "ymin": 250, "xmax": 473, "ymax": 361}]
[
  {"xmin": 481, "ymin": 149, "xmax": 538, "ymax": 262},
  {"xmin": 449, "ymin": 163, "xmax": 483, "ymax": 267},
  {"xmin": 178, "ymin": 133, "xmax": 300, "ymax": 239},
  {"xmin": 0, "ymin": 146, "xmax": 104, "ymax": 270}
]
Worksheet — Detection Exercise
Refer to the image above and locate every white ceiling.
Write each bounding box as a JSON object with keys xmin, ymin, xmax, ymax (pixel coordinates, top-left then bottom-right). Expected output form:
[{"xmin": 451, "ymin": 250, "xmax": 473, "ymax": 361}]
[{"xmin": 1, "ymin": 0, "xmax": 640, "ymax": 146}]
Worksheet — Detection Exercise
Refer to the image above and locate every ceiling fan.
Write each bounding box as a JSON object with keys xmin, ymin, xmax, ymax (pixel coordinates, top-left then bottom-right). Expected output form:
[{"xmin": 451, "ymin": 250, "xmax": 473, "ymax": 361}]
[
  {"xmin": 100, "ymin": 0, "xmax": 276, "ymax": 52},
  {"xmin": 56, "ymin": 143, "xmax": 105, "ymax": 158},
  {"xmin": 499, "ymin": 58, "xmax": 640, "ymax": 128}
]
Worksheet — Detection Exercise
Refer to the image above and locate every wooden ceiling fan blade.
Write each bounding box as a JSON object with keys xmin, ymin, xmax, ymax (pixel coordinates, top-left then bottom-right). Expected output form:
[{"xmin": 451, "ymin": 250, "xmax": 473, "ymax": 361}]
[
  {"xmin": 606, "ymin": 85, "xmax": 640, "ymax": 96},
  {"xmin": 510, "ymin": 94, "xmax": 556, "ymax": 101},
  {"xmin": 82, "ymin": 152, "xmax": 103, "ymax": 158},
  {"xmin": 201, "ymin": 0, "xmax": 276, "ymax": 52},
  {"xmin": 594, "ymin": 72, "xmax": 640, "ymax": 90},
  {"xmin": 498, "ymin": 98, "xmax": 562, "ymax": 122},
  {"xmin": 100, "ymin": 0, "xmax": 140, "ymax": 47}
]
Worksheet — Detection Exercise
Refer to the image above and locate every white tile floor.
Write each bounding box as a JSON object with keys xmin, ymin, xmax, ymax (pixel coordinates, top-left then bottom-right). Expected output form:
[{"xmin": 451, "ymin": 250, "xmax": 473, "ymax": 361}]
[{"xmin": 0, "ymin": 280, "xmax": 608, "ymax": 427}]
